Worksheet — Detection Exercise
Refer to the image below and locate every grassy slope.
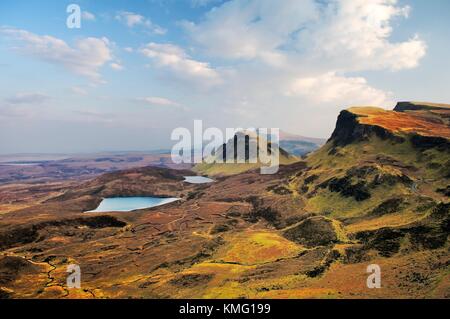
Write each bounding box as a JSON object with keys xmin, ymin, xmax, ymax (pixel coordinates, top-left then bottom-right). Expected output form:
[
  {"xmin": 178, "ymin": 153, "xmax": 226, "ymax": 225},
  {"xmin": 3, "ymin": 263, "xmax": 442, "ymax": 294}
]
[{"xmin": 299, "ymin": 133, "xmax": 448, "ymax": 220}]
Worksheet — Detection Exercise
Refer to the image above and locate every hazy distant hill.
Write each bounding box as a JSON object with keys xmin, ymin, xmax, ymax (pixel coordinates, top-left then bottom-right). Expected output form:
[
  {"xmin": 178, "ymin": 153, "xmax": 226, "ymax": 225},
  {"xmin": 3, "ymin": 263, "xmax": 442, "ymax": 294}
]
[{"xmin": 267, "ymin": 131, "xmax": 326, "ymax": 157}]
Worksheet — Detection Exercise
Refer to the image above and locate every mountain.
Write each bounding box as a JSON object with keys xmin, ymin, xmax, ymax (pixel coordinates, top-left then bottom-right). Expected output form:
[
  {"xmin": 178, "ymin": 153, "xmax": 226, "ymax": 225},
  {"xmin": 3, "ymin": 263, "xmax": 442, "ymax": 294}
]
[
  {"xmin": 296, "ymin": 102, "xmax": 449, "ymax": 218},
  {"xmin": 193, "ymin": 131, "xmax": 299, "ymax": 176},
  {"xmin": 279, "ymin": 131, "xmax": 326, "ymax": 156},
  {"xmin": 280, "ymin": 131, "xmax": 327, "ymax": 144}
]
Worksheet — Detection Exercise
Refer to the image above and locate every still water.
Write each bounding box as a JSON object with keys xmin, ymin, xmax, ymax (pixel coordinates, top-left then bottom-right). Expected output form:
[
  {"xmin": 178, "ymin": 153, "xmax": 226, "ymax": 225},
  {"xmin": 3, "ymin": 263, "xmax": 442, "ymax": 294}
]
[
  {"xmin": 183, "ymin": 176, "xmax": 214, "ymax": 184},
  {"xmin": 86, "ymin": 197, "xmax": 179, "ymax": 213}
]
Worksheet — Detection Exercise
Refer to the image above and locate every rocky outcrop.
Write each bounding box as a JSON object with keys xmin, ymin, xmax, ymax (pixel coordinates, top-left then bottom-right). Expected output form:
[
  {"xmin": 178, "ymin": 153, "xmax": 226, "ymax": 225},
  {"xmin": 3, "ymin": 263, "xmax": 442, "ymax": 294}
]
[
  {"xmin": 319, "ymin": 175, "xmax": 371, "ymax": 201},
  {"xmin": 369, "ymin": 197, "xmax": 405, "ymax": 216},
  {"xmin": 283, "ymin": 216, "xmax": 345, "ymax": 247}
]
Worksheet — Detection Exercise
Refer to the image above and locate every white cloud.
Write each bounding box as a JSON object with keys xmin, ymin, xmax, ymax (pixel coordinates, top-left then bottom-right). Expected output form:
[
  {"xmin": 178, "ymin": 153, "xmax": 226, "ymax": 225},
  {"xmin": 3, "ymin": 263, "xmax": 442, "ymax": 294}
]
[
  {"xmin": 110, "ymin": 62, "xmax": 124, "ymax": 71},
  {"xmin": 190, "ymin": 0, "xmax": 221, "ymax": 7},
  {"xmin": 70, "ymin": 86, "xmax": 88, "ymax": 96},
  {"xmin": 0, "ymin": 27, "xmax": 114, "ymax": 83},
  {"xmin": 5, "ymin": 92, "xmax": 50, "ymax": 105},
  {"xmin": 183, "ymin": 0, "xmax": 318, "ymax": 61},
  {"xmin": 135, "ymin": 96, "xmax": 189, "ymax": 111},
  {"xmin": 116, "ymin": 11, "xmax": 144, "ymax": 27},
  {"xmin": 170, "ymin": 0, "xmax": 425, "ymax": 137},
  {"xmin": 185, "ymin": 0, "xmax": 425, "ymax": 70},
  {"xmin": 0, "ymin": 105, "xmax": 35, "ymax": 119},
  {"xmin": 136, "ymin": 97, "xmax": 181, "ymax": 107},
  {"xmin": 73, "ymin": 110, "xmax": 116, "ymax": 123},
  {"xmin": 0, "ymin": 92, "xmax": 50, "ymax": 120},
  {"xmin": 82, "ymin": 11, "xmax": 96, "ymax": 21},
  {"xmin": 140, "ymin": 42, "xmax": 221, "ymax": 86},
  {"xmin": 184, "ymin": 0, "xmax": 426, "ymax": 71},
  {"xmin": 115, "ymin": 11, "xmax": 167, "ymax": 35},
  {"xmin": 286, "ymin": 72, "xmax": 392, "ymax": 106},
  {"xmin": 0, "ymin": 1, "xmax": 430, "ymax": 142},
  {"xmin": 303, "ymin": 0, "xmax": 426, "ymax": 72}
]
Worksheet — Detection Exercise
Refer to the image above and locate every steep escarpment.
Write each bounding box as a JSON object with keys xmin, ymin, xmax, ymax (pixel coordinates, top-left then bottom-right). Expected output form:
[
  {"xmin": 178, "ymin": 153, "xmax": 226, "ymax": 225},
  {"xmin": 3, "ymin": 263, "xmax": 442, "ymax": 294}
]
[
  {"xmin": 257, "ymin": 102, "xmax": 450, "ymax": 298},
  {"xmin": 285, "ymin": 103, "xmax": 450, "ymax": 268},
  {"xmin": 328, "ymin": 109, "xmax": 403, "ymax": 147},
  {"xmin": 394, "ymin": 101, "xmax": 450, "ymax": 113},
  {"xmin": 298, "ymin": 103, "xmax": 449, "ymax": 219},
  {"xmin": 329, "ymin": 104, "xmax": 450, "ymax": 149}
]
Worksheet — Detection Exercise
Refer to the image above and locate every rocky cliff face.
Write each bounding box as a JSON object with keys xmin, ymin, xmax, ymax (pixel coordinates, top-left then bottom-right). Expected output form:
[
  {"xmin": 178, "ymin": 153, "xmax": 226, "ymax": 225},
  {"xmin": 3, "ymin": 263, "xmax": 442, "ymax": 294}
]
[
  {"xmin": 299, "ymin": 101, "xmax": 449, "ymax": 221},
  {"xmin": 288, "ymin": 103, "xmax": 450, "ymax": 287},
  {"xmin": 328, "ymin": 109, "xmax": 401, "ymax": 147},
  {"xmin": 328, "ymin": 103, "xmax": 450, "ymax": 151}
]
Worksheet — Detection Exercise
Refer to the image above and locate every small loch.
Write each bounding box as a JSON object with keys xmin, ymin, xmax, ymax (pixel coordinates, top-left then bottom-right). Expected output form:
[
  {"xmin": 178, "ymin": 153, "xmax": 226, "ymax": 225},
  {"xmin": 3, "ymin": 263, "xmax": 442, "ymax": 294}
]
[
  {"xmin": 86, "ymin": 197, "xmax": 179, "ymax": 213},
  {"xmin": 183, "ymin": 176, "xmax": 214, "ymax": 184}
]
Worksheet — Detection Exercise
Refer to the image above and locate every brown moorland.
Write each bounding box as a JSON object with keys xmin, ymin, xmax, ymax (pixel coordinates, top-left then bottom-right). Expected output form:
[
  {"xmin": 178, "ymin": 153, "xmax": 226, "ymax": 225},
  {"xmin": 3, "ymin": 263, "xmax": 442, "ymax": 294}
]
[{"xmin": 0, "ymin": 102, "xmax": 448, "ymax": 299}]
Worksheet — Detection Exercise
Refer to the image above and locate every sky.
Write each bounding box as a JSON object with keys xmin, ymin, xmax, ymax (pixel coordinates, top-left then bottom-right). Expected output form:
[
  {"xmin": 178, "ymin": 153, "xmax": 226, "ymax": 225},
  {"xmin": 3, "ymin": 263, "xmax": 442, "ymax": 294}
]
[{"xmin": 0, "ymin": 0, "xmax": 449, "ymax": 154}]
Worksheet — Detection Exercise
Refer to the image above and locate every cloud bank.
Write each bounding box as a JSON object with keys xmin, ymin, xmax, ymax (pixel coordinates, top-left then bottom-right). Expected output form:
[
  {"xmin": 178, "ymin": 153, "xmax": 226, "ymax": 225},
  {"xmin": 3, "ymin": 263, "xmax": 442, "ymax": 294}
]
[
  {"xmin": 0, "ymin": 27, "xmax": 117, "ymax": 83},
  {"xmin": 171, "ymin": 0, "xmax": 426, "ymax": 134}
]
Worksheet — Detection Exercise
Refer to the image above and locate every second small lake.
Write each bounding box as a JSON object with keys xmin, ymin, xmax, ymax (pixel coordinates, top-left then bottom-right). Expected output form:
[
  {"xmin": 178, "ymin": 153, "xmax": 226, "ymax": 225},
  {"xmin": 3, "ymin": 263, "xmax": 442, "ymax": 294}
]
[
  {"xmin": 86, "ymin": 197, "xmax": 179, "ymax": 213},
  {"xmin": 183, "ymin": 176, "xmax": 215, "ymax": 184}
]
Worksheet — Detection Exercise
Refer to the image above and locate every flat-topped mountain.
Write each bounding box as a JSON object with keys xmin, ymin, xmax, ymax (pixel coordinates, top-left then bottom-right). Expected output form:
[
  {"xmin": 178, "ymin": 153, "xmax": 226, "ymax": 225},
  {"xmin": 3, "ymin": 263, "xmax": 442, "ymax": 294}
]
[
  {"xmin": 394, "ymin": 101, "xmax": 450, "ymax": 113},
  {"xmin": 299, "ymin": 102, "xmax": 449, "ymax": 215},
  {"xmin": 329, "ymin": 102, "xmax": 450, "ymax": 149}
]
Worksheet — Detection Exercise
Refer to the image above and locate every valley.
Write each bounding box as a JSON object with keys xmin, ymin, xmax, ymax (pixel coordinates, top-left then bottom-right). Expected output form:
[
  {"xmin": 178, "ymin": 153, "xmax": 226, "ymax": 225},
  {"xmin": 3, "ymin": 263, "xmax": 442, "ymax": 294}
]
[{"xmin": 0, "ymin": 102, "xmax": 448, "ymax": 299}]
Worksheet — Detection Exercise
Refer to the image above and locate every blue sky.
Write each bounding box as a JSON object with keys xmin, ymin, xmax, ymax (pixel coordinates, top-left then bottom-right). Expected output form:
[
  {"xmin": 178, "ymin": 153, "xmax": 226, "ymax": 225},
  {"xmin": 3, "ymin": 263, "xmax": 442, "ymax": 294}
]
[{"xmin": 0, "ymin": 0, "xmax": 449, "ymax": 154}]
